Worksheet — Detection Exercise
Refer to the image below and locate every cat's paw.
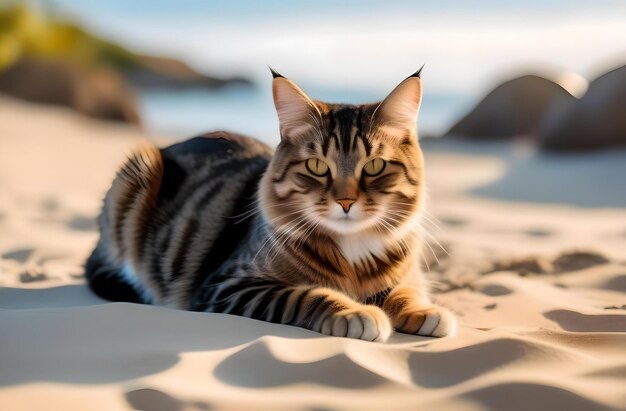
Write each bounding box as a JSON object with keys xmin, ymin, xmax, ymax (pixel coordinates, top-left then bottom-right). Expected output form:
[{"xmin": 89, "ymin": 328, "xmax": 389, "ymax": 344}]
[
  {"xmin": 395, "ymin": 305, "xmax": 457, "ymax": 337},
  {"xmin": 320, "ymin": 305, "xmax": 392, "ymax": 342}
]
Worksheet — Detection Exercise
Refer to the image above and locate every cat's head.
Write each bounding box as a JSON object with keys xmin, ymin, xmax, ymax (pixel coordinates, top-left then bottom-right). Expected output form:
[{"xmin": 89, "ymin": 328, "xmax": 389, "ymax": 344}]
[{"xmin": 260, "ymin": 69, "xmax": 424, "ymax": 237}]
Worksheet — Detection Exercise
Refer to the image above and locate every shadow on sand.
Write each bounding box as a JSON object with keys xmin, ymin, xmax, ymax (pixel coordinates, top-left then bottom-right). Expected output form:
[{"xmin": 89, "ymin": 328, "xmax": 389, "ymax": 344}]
[
  {"xmin": 0, "ymin": 285, "xmax": 321, "ymax": 387},
  {"xmin": 423, "ymin": 138, "xmax": 626, "ymax": 208}
]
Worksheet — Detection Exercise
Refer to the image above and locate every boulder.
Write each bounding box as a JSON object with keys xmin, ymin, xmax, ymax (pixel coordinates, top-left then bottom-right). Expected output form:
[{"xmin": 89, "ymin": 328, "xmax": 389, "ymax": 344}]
[
  {"xmin": 127, "ymin": 55, "xmax": 254, "ymax": 90},
  {"xmin": 0, "ymin": 57, "xmax": 140, "ymax": 124},
  {"xmin": 540, "ymin": 65, "xmax": 626, "ymax": 151},
  {"xmin": 445, "ymin": 75, "xmax": 575, "ymax": 139}
]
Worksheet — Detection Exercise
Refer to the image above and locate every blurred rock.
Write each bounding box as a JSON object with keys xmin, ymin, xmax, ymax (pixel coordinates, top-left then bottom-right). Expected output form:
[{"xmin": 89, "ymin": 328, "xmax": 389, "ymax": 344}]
[
  {"xmin": 540, "ymin": 65, "xmax": 626, "ymax": 151},
  {"xmin": 128, "ymin": 55, "xmax": 253, "ymax": 90},
  {"xmin": 0, "ymin": 57, "xmax": 140, "ymax": 124},
  {"xmin": 445, "ymin": 75, "xmax": 575, "ymax": 139}
]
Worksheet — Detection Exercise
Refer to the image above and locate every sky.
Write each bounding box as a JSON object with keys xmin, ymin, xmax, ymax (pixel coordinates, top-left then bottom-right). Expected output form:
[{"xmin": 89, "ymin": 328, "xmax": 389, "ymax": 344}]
[{"xmin": 35, "ymin": 0, "xmax": 626, "ymax": 92}]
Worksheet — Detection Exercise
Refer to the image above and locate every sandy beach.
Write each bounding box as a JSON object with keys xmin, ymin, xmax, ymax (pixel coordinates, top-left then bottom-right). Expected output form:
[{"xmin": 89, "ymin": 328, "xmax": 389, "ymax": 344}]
[{"xmin": 1, "ymin": 96, "xmax": 625, "ymax": 411}]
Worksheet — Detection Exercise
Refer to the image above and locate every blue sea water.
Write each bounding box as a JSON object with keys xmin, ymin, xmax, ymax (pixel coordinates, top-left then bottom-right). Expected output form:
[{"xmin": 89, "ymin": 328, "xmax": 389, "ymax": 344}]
[{"xmin": 137, "ymin": 85, "xmax": 474, "ymax": 144}]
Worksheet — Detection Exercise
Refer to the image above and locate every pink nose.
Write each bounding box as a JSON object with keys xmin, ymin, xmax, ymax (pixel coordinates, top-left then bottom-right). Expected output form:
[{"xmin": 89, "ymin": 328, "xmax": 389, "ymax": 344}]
[{"xmin": 336, "ymin": 198, "xmax": 356, "ymax": 213}]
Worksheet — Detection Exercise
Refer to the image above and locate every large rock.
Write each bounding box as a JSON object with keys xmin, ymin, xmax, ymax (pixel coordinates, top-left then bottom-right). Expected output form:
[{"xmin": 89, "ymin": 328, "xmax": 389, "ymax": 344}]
[
  {"xmin": 127, "ymin": 55, "xmax": 254, "ymax": 90},
  {"xmin": 445, "ymin": 75, "xmax": 575, "ymax": 139},
  {"xmin": 0, "ymin": 57, "xmax": 140, "ymax": 124},
  {"xmin": 540, "ymin": 65, "xmax": 626, "ymax": 151}
]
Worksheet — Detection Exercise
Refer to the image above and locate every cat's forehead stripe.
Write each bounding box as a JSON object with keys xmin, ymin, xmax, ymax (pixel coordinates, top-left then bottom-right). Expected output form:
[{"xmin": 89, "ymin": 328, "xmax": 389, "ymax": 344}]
[
  {"xmin": 322, "ymin": 113, "xmax": 338, "ymax": 156},
  {"xmin": 352, "ymin": 109, "xmax": 363, "ymax": 151},
  {"xmin": 320, "ymin": 105, "xmax": 373, "ymax": 157},
  {"xmin": 335, "ymin": 107, "xmax": 355, "ymax": 152}
]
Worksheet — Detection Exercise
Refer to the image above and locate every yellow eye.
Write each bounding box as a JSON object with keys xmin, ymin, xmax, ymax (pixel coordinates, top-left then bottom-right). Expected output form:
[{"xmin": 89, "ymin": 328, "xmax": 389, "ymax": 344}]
[
  {"xmin": 305, "ymin": 158, "xmax": 329, "ymax": 176},
  {"xmin": 363, "ymin": 158, "xmax": 386, "ymax": 176}
]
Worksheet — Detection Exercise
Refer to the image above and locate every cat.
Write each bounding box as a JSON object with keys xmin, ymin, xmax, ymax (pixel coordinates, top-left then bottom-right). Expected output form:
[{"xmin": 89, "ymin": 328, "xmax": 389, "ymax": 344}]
[{"xmin": 85, "ymin": 68, "xmax": 457, "ymax": 342}]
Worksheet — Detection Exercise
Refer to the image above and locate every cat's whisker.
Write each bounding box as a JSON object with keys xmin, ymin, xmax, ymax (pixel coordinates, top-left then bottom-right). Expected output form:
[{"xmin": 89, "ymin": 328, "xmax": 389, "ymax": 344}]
[
  {"xmin": 416, "ymin": 225, "xmax": 448, "ymax": 273},
  {"xmin": 375, "ymin": 217, "xmax": 410, "ymax": 259},
  {"xmin": 292, "ymin": 221, "xmax": 320, "ymax": 251},
  {"xmin": 232, "ymin": 209, "xmax": 262, "ymax": 224},
  {"xmin": 421, "ymin": 234, "xmax": 441, "ymax": 267},
  {"xmin": 423, "ymin": 210, "xmax": 445, "ymax": 231},
  {"xmin": 420, "ymin": 216, "xmax": 443, "ymax": 233},
  {"xmin": 226, "ymin": 199, "xmax": 309, "ymax": 224},
  {"xmin": 252, "ymin": 215, "xmax": 308, "ymax": 264},
  {"xmin": 420, "ymin": 227, "xmax": 449, "ymax": 257},
  {"xmin": 378, "ymin": 213, "xmax": 435, "ymax": 270},
  {"xmin": 387, "ymin": 208, "xmax": 447, "ymax": 262},
  {"xmin": 263, "ymin": 212, "xmax": 314, "ymax": 264},
  {"xmin": 267, "ymin": 221, "xmax": 310, "ymax": 265}
]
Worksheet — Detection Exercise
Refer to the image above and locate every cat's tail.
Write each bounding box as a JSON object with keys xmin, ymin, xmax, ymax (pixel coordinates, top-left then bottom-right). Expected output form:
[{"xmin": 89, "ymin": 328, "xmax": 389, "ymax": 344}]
[{"xmin": 86, "ymin": 144, "xmax": 163, "ymax": 303}]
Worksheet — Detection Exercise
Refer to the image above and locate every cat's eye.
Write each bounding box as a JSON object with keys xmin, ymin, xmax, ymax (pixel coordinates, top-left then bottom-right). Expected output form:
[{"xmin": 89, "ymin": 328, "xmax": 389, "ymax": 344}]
[
  {"xmin": 305, "ymin": 158, "xmax": 329, "ymax": 176},
  {"xmin": 363, "ymin": 158, "xmax": 386, "ymax": 176}
]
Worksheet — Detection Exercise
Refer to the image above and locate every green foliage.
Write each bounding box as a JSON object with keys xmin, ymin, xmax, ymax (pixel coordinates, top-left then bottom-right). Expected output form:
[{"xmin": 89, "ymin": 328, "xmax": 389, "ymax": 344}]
[{"xmin": 0, "ymin": 4, "xmax": 140, "ymax": 71}]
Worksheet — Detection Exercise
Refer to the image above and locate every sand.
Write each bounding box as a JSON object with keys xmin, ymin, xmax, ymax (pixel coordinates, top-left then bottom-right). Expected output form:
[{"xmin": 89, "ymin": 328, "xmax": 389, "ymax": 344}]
[{"xmin": 1, "ymin": 96, "xmax": 625, "ymax": 411}]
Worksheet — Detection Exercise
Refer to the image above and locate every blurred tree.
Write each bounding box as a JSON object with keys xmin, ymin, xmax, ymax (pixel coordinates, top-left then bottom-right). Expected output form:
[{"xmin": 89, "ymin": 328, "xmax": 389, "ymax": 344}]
[{"xmin": 0, "ymin": 4, "xmax": 139, "ymax": 71}]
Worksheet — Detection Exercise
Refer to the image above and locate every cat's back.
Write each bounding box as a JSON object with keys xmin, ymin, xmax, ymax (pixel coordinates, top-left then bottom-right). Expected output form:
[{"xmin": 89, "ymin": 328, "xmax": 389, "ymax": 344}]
[
  {"xmin": 86, "ymin": 131, "xmax": 273, "ymax": 308},
  {"xmin": 158, "ymin": 131, "xmax": 273, "ymax": 210}
]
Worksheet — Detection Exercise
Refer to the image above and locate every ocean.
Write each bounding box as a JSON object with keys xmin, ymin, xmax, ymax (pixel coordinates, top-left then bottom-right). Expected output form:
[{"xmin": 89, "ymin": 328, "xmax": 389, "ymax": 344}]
[{"xmin": 137, "ymin": 85, "xmax": 475, "ymax": 144}]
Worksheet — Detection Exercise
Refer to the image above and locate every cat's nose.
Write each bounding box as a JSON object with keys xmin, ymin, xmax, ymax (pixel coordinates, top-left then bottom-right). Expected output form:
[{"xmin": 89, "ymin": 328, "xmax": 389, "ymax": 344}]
[{"xmin": 336, "ymin": 198, "xmax": 356, "ymax": 214}]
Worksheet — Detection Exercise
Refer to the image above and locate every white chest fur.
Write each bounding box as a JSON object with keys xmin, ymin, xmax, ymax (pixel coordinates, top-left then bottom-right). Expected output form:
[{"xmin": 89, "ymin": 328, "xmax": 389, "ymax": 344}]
[{"xmin": 337, "ymin": 232, "xmax": 388, "ymax": 267}]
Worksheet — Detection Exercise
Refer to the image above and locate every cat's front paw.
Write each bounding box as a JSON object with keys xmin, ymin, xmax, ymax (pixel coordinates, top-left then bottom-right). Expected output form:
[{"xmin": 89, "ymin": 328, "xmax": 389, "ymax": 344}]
[
  {"xmin": 320, "ymin": 305, "xmax": 392, "ymax": 342},
  {"xmin": 395, "ymin": 305, "xmax": 457, "ymax": 337}
]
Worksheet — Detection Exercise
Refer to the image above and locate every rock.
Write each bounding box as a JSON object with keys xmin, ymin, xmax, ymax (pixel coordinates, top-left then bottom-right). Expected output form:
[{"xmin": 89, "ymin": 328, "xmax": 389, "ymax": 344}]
[
  {"xmin": 552, "ymin": 250, "xmax": 609, "ymax": 273},
  {"xmin": 445, "ymin": 75, "xmax": 575, "ymax": 139},
  {"xmin": 0, "ymin": 57, "xmax": 140, "ymax": 124},
  {"xmin": 540, "ymin": 65, "xmax": 626, "ymax": 151},
  {"xmin": 127, "ymin": 55, "xmax": 254, "ymax": 90},
  {"xmin": 484, "ymin": 256, "xmax": 554, "ymax": 276}
]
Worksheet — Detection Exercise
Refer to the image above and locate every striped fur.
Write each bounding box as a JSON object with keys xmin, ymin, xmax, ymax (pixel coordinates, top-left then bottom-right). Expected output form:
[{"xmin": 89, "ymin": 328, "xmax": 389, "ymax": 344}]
[{"xmin": 86, "ymin": 71, "xmax": 457, "ymax": 341}]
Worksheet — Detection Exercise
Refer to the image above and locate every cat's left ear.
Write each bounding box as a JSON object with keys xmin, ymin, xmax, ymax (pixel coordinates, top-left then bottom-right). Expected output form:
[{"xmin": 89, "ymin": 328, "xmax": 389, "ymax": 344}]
[
  {"xmin": 271, "ymin": 69, "xmax": 321, "ymax": 140},
  {"xmin": 372, "ymin": 67, "xmax": 423, "ymax": 134}
]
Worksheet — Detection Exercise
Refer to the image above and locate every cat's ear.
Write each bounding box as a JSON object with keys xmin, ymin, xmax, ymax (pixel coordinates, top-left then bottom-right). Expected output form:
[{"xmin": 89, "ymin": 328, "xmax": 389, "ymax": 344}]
[
  {"xmin": 372, "ymin": 67, "xmax": 423, "ymax": 134},
  {"xmin": 271, "ymin": 69, "xmax": 320, "ymax": 139}
]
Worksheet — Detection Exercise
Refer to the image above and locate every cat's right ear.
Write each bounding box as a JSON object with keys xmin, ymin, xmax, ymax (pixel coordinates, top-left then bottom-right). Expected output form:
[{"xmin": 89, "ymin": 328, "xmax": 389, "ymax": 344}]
[{"xmin": 271, "ymin": 69, "xmax": 320, "ymax": 140}]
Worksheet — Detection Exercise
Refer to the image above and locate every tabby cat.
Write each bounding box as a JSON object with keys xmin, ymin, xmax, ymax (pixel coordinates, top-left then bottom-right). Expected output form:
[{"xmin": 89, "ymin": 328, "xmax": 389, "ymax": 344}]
[{"xmin": 85, "ymin": 68, "xmax": 457, "ymax": 341}]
